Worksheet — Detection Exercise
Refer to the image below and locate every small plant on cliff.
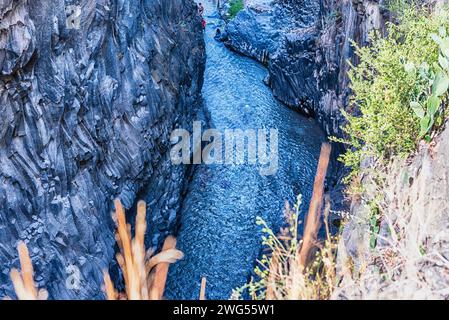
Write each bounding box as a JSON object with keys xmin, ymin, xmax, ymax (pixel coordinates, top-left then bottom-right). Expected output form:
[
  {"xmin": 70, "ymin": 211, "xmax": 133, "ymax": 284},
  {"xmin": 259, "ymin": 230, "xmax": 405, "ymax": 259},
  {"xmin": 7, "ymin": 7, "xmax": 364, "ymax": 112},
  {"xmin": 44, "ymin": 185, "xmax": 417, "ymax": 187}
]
[
  {"xmin": 408, "ymin": 27, "xmax": 449, "ymax": 139},
  {"xmin": 335, "ymin": 7, "xmax": 449, "ymax": 183},
  {"xmin": 228, "ymin": 0, "xmax": 244, "ymax": 19},
  {"xmin": 232, "ymin": 196, "xmax": 339, "ymax": 300}
]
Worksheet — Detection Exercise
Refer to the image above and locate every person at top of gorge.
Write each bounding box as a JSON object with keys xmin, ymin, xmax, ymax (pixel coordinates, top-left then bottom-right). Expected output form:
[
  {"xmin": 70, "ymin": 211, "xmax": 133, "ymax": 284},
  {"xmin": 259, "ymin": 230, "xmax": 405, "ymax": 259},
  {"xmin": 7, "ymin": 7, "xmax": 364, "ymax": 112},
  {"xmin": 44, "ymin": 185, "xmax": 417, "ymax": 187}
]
[
  {"xmin": 198, "ymin": 2, "xmax": 205, "ymax": 16},
  {"xmin": 214, "ymin": 28, "xmax": 222, "ymax": 40},
  {"xmin": 197, "ymin": 2, "xmax": 205, "ymax": 30}
]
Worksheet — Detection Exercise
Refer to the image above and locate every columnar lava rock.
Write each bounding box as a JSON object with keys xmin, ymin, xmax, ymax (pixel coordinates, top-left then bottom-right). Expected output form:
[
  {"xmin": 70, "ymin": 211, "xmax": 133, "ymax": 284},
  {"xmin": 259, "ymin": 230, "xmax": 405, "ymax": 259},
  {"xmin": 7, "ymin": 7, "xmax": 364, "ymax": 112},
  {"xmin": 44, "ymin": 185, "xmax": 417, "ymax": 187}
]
[{"xmin": 0, "ymin": 0, "xmax": 205, "ymax": 299}]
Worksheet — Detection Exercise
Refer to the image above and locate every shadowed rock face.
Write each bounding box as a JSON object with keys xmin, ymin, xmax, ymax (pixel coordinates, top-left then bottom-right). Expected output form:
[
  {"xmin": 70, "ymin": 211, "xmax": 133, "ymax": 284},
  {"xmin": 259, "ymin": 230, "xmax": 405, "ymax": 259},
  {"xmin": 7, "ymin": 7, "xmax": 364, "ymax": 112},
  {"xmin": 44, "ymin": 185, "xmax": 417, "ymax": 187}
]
[
  {"xmin": 0, "ymin": 0, "xmax": 205, "ymax": 299},
  {"xmin": 223, "ymin": 1, "xmax": 322, "ymax": 120}
]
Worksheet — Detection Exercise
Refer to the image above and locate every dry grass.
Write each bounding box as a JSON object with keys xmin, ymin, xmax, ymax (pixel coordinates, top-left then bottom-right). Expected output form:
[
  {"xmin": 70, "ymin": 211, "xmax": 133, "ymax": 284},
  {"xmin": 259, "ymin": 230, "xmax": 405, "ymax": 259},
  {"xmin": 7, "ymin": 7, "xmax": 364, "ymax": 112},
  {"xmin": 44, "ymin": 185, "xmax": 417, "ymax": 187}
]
[
  {"xmin": 334, "ymin": 211, "xmax": 449, "ymax": 299},
  {"xmin": 235, "ymin": 138, "xmax": 449, "ymax": 300},
  {"xmin": 334, "ymin": 159, "xmax": 449, "ymax": 300},
  {"xmin": 103, "ymin": 199, "xmax": 184, "ymax": 300},
  {"xmin": 232, "ymin": 196, "xmax": 339, "ymax": 300}
]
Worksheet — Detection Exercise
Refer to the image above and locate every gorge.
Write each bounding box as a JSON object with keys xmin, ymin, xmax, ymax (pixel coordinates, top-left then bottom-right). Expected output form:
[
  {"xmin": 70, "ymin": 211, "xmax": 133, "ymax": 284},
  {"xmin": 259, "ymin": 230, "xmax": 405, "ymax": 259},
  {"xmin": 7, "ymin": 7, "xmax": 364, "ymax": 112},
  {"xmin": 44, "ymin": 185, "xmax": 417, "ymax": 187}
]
[
  {"xmin": 1, "ymin": 0, "xmax": 448, "ymax": 300},
  {"xmin": 165, "ymin": 1, "xmax": 324, "ymax": 299}
]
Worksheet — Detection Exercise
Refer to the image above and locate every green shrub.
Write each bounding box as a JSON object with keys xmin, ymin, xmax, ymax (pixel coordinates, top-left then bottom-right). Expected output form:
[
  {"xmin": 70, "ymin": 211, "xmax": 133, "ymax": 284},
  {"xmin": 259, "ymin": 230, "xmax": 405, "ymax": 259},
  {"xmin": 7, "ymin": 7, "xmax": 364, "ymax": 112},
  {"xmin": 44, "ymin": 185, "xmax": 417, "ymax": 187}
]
[
  {"xmin": 336, "ymin": 7, "xmax": 449, "ymax": 183},
  {"xmin": 228, "ymin": 0, "xmax": 244, "ymax": 19},
  {"xmin": 384, "ymin": 0, "xmax": 415, "ymax": 14}
]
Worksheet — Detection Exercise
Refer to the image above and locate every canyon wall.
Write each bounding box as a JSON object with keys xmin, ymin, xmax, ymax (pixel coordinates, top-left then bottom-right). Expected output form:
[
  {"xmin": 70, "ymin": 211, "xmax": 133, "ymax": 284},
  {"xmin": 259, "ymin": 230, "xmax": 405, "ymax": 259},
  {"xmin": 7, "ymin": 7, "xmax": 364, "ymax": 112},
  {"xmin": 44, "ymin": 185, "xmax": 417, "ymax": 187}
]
[
  {"xmin": 224, "ymin": 0, "xmax": 446, "ymax": 134},
  {"xmin": 0, "ymin": 0, "xmax": 205, "ymax": 299}
]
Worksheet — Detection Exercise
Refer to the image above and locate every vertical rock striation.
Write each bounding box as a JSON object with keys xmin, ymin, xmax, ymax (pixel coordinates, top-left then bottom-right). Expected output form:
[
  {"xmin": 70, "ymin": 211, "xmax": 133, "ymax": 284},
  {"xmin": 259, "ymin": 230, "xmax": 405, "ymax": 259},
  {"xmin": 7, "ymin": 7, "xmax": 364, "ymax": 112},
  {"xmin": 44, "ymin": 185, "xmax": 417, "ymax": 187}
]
[{"xmin": 0, "ymin": 0, "xmax": 205, "ymax": 299}]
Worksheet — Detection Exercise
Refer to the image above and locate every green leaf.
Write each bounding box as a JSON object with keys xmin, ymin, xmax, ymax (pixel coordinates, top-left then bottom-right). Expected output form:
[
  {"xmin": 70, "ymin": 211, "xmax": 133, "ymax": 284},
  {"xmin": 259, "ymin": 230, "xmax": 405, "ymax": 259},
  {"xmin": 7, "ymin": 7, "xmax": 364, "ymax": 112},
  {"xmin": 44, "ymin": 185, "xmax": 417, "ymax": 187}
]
[
  {"xmin": 439, "ymin": 55, "xmax": 449, "ymax": 70},
  {"xmin": 440, "ymin": 40, "xmax": 449, "ymax": 58},
  {"xmin": 419, "ymin": 62, "xmax": 430, "ymax": 78},
  {"xmin": 419, "ymin": 245, "xmax": 427, "ymax": 256},
  {"xmin": 419, "ymin": 114, "xmax": 432, "ymax": 137},
  {"xmin": 433, "ymin": 34, "xmax": 449, "ymax": 57},
  {"xmin": 420, "ymin": 62, "xmax": 430, "ymax": 73},
  {"xmin": 410, "ymin": 101, "xmax": 425, "ymax": 118},
  {"xmin": 432, "ymin": 72, "xmax": 449, "ymax": 96},
  {"xmin": 427, "ymin": 95, "xmax": 441, "ymax": 116},
  {"xmin": 431, "ymin": 33, "xmax": 442, "ymax": 44},
  {"xmin": 370, "ymin": 235, "xmax": 377, "ymax": 249}
]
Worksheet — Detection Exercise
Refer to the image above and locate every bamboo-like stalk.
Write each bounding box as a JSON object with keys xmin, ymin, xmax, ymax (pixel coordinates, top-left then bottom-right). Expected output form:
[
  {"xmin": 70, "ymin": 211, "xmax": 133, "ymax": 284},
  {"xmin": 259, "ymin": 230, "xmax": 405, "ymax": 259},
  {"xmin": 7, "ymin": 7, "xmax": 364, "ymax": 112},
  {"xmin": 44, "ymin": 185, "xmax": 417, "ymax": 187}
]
[
  {"xmin": 298, "ymin": 142, "xmax": 332, "ymax": 267},
  {"xmin": 9, "ymin": 241, "xmax": 48, "ymax": 300},
  {"xmin": 104, "ymin": 199, "xmax": 183, "ymax": 300},
  {"xmin": 134, "ymin": 200, "xmax": 149, "ymax": 300},
  {"xmin": 199, "ymin": 277, "xmax": 207, "ymax": 300},
  {"xmin": 114, "ymin": 199, "xmax": 137, "ymax": 298},
  {"xmin": 103, "ymin": 271, "xmax": 118, "ymax": 300},
  {"xmin": 149, "ymin": 236, "xmax": 178, "ymax": 300}
]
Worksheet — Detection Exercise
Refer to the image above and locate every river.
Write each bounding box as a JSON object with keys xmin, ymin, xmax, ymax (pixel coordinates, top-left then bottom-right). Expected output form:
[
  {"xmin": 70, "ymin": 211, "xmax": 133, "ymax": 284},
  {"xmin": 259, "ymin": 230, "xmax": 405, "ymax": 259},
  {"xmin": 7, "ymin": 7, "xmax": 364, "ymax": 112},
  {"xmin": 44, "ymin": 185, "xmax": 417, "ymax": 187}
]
[{"xmin": 165, "ymin": 1, "xmax": 325, "ymax": 299}]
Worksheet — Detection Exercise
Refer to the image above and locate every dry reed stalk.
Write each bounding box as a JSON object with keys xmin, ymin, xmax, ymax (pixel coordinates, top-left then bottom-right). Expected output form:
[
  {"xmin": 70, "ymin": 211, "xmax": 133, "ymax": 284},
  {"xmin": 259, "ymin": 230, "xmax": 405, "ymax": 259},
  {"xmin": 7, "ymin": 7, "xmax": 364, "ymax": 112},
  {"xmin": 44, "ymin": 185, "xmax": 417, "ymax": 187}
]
[
  {"xmin": 199, "ymin": 277, "xmax": 207, "ymax": 300},
  {"xmin": 298, "ymin": 142, "xmax": 331, "ymax": 267},
  {"xmin": 103, "ymin": 271, "xmax": 118, "ymax": 300},
  {"xmin": 149, "ymin": 236, "xmax": 178, "ymax": 299},
  {"xmin": 265, "ymin": 252, "xmax": 278, "ymax": 300},
  {"xmin": 104, "ymin": 199, "xmax": 184, "ymax": 300},
  {"xmin": 9, "ymin": 241, "xmax": 48, "ymax": 300}
]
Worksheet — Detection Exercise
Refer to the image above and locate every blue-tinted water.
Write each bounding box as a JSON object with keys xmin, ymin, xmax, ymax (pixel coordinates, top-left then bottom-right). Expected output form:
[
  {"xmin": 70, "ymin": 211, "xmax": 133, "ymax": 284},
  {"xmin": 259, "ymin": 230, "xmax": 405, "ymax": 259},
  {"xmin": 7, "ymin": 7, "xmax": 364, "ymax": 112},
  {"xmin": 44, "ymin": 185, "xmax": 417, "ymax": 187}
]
[{"xmin": 165, "ymin": 1, "xmax": 325, "ymax": 299}]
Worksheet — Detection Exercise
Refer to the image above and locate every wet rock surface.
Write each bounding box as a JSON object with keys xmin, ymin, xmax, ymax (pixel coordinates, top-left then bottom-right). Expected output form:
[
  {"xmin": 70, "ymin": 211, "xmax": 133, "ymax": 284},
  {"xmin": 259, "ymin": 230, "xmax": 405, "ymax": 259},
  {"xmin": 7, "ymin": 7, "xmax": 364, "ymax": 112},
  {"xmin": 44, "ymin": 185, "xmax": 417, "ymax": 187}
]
[{"xmin": 0, "ymin": 0, "xmax": 205, "ymax": 299}]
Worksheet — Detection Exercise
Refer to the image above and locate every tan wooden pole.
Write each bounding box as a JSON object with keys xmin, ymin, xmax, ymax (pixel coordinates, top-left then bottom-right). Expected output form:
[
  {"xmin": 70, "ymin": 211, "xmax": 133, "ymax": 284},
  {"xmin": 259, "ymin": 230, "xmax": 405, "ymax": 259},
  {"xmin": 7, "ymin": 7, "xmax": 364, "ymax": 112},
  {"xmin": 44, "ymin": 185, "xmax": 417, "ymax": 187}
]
[{"xmin": 298, "ymin": 142, "xmax": 332, "ymax": 267}]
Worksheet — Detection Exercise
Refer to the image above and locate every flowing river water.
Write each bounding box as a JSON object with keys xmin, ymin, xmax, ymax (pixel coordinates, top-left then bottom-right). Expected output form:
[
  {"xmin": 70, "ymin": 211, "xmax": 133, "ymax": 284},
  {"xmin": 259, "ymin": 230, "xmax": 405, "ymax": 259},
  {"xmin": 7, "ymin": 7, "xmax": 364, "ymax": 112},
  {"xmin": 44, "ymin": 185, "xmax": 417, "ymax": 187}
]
[{"xmin": 165, "ymin": 1, "xmax": 325, "ymax": 299}]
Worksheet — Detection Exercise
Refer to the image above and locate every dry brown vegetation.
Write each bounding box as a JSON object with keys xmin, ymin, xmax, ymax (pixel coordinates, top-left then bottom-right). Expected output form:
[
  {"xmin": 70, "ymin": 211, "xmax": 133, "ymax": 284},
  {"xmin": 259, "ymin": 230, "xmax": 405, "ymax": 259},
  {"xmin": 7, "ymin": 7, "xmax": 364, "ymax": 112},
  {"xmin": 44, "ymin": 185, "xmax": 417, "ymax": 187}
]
[
  {"xmin": 6, "ymin": 241, "xmax": 48, "ymax": 300},
  {"xmin": 4, "ymin": 199, "xmax": 183, "ymax": 300},
  {"xmin": 103, "ymin": 199, "xmax": 184, "ymax": 300},
  {"xmin": 233, "ymin": 143, "xmax": 339, "ymax": 300},
  {"xmin": 333, "ymin": 158, "xmax": 449, "ymax": 300},
  {"xmin": 236, "ymin": 140, "xmax": 449, "ymax": 300}
]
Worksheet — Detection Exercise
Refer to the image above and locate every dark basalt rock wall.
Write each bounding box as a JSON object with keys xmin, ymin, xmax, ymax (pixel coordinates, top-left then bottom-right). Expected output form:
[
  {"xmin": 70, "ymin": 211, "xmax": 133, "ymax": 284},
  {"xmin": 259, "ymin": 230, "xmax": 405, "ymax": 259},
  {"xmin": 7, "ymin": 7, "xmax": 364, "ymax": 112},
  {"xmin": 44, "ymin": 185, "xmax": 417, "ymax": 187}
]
[{"xmin": 0, "ymin": 0, "xmax": 205, "ymax": 299}]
